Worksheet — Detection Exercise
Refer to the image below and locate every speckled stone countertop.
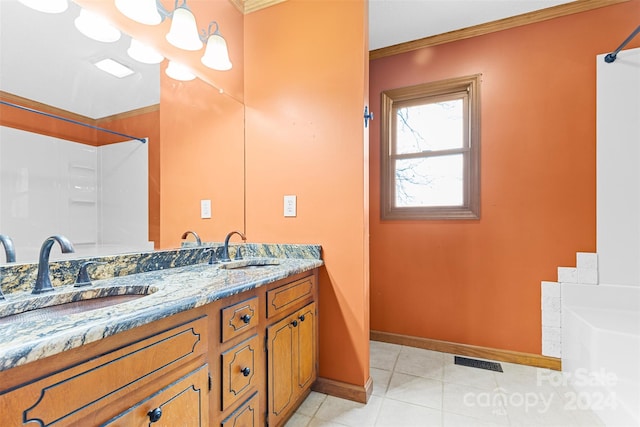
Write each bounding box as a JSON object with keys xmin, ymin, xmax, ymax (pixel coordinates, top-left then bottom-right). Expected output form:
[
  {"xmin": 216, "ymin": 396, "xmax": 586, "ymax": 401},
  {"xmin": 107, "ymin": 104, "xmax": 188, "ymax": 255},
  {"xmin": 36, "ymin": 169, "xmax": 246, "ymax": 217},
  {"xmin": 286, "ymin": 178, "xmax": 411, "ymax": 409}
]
[{"xmin": 0, "ymin": 244, "xmax": 322, "ymax": 372}]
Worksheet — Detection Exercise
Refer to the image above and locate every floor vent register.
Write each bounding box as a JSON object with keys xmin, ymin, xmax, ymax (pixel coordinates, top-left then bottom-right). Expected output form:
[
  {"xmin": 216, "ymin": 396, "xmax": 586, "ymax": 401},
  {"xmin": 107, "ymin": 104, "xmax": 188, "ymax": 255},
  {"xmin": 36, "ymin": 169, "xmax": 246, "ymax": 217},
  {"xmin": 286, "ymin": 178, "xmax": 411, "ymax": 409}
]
[{"xmin": 454, "ymin": 356, "xmax": 503, "ymax": 372}]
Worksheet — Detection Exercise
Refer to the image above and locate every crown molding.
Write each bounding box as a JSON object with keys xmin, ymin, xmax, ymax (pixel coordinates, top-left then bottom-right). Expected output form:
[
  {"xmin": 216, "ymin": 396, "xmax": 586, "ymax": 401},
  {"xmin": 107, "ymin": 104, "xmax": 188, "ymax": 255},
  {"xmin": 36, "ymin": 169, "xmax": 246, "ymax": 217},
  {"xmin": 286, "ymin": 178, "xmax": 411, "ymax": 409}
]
[
  {"xmin": 370, "ymin": 0, "xmax": 631, "ymax": 60},
  {"xmin": 229, "ymin": 0, "xmax": 287, "ymax": 14}
]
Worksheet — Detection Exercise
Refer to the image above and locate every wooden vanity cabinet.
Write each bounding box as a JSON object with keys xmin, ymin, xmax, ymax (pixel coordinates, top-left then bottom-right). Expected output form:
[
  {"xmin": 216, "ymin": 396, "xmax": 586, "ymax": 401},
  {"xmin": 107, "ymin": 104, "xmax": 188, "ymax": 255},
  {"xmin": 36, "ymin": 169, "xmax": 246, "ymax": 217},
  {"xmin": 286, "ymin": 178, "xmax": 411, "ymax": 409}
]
[
  {"xmin": 212, "ymin": 270, "xmax": 318, "ymax": 427},
  {"xmin": 264, "ymin": 273, "xmax": 318, "ymax": 427},
  {"xmin": 266, "ymin": 302, "xmax": 317, "ymax": 427},
  {"xmin": 213, "ymin": 293, "xmax": 263, "ymax": 427},
  {"xmin": 0, "ymin": 268, "xmax": 319, "ymax": 427},
  {"xmin": 0, "ymin": 311, "xmax": 210, "ymax": 427}
]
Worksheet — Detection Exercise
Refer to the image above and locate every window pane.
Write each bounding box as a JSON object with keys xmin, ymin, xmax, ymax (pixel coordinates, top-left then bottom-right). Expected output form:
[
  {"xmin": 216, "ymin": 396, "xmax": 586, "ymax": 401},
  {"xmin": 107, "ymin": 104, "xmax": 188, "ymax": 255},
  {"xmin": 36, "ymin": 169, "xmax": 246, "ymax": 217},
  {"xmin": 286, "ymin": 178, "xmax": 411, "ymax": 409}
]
[
  {"xmin": 396, "ymin": 99, "xmax": 463, "ymax": 155},
  {"xmin": 394, "ymin": 154, "xmax": 463, "ymax": 207}
]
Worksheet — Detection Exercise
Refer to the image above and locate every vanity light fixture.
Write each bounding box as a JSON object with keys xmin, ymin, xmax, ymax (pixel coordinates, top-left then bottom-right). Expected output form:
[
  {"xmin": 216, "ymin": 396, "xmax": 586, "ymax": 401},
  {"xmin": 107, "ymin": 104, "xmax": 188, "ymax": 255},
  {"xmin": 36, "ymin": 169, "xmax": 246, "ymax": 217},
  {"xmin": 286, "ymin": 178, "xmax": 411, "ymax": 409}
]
[
  {"xmin": 201, "ymin": 22, "xmax": 233, "ymax": 71},
  {"xmin": 165, "ymin": 2, "xmax": 203, "ymax": 51},
  {"xmin": 94, "ymin": 58, "xmax": 135, "ymax": 78},
  {"xmin": 127, "ymin": 39, "xmax": 165, "ymax": 64},
  {"xmin": 75, "ymin": 8, "xmax": 121, "ymax": 43},
  {"xmin": 165, "ymin": 61, "xmax": 196, "ymax": 81},
  {"xmin": 115, "ymin": 0, "xmax": 233, "ymax": 74},
  {"xmin": 17, "ymin": 0, "xmax": 68, "ymax": 14},
  {"xmin": 115, "ymin": 0, "xmax": 163, "ymax": 26}
]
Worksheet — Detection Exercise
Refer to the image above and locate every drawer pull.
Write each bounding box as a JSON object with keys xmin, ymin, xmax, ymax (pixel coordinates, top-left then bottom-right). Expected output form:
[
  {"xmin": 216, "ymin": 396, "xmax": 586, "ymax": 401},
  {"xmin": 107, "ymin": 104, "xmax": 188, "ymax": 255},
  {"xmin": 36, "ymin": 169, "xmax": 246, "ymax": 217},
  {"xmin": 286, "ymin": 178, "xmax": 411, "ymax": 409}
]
[
  {"xmin": 148, "ymin": 407, "xmax": 162, "ymax": 423},
  {"xmin": 298, "ymin": 314, "xmax": 306, "ymax": 322},
  {"xmin": 240, "ymin": 367, "xmax": 251, "ymax": 377},
  {"xmin": 291, "ymin": 320, "xmax": 298, "ymax": 327},
  {"xmin": 240, "ymin": 314, "xmax": 252, "ymax": 324}
]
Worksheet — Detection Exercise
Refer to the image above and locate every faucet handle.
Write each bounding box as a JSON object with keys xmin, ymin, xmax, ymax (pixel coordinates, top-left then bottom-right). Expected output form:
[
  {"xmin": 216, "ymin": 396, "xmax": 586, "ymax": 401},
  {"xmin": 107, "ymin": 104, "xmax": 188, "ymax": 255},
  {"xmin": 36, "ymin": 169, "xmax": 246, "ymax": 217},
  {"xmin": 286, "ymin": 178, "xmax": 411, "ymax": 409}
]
[
  {"xmin": 74, "ymin": 261, "xmax": 106, "ymax": 287},
  {"xmin": 234, "ymin": 246, "xmax": 244, "ymax": 260},
  {"xmin": 203, "ymin": 248, "xmax": 218, "ymax": 265}
]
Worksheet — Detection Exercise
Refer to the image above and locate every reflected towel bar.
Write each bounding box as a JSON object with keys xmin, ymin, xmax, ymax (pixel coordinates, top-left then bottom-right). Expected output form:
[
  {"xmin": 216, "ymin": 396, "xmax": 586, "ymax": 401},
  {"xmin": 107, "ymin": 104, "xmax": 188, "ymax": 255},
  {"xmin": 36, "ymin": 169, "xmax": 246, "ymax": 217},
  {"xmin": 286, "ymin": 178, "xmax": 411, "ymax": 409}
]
[
  {"xmin": 604, "ymin": 25, "xmax": 640, "ymax": 63},
  {"xmin": 0, "ymin": 100, "xmax": 147, "ymax": 143}
]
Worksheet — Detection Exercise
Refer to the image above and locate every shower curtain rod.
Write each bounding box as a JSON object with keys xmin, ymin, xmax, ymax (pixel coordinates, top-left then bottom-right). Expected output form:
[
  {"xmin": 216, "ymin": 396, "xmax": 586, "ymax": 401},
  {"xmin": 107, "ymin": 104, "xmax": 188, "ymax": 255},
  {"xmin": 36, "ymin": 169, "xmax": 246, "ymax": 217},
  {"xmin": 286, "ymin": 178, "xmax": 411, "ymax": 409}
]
[
  {"xmin": 604, "ymin": 25, "xmax": 640, "ymax": 63},
  {"xmin": 0, "ymin": 100, "xmax": 147, "ymax": 143}
]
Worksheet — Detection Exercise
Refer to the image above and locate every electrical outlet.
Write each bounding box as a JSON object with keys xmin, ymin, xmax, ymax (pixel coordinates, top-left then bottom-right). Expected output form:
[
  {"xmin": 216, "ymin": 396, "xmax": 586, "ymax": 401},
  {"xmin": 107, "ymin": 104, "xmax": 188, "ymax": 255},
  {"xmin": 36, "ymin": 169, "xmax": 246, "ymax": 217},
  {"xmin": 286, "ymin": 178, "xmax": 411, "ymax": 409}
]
[
  {"xmin": 284, "ymin": 195, "xmax": 297, "ymax": 217},
  {"xmin": 201, "ymin": 199, "xmax": 211, "ymax": 219}
]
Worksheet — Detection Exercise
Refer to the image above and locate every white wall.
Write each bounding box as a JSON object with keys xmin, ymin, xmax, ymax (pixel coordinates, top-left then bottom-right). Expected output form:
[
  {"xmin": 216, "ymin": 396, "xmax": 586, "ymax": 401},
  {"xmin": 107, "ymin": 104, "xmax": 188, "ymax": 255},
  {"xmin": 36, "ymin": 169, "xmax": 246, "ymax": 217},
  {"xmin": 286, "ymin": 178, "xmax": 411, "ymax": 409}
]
[
  {"xmin": 98, "ymin": 140, "xmax": 148, "ymax": 247},
  {"xmin": 0, "ymin": 126, "xmax": 150, "ymax": 263},
  {"xmin": 596, "ymin": 47, "xmax": 640, "ymax": 286}
]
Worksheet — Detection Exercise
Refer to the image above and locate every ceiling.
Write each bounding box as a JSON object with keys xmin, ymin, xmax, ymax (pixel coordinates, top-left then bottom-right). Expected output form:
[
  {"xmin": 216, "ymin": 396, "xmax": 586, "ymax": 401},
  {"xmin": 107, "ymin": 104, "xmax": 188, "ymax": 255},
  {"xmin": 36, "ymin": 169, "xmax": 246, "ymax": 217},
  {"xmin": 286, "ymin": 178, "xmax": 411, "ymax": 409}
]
[
  {"xmin": 369, "ymin": 0, "xmax": 575, "ymax": 51},
  {"xmin": 0, "ymin": 0, "xmax": 160, "ymax": 119},
  {"xmin": 0, "ymin": 0, "xmax": 575, "ymax": 118}
]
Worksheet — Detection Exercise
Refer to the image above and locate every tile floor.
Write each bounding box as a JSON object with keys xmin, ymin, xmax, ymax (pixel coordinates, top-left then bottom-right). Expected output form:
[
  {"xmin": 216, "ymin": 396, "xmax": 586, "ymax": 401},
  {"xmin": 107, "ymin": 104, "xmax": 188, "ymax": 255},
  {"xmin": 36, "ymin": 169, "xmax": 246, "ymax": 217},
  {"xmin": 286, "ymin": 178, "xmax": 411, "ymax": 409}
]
[{"xmin": 285, "ymin": 341, "xmax": 606, "ymax": 427}]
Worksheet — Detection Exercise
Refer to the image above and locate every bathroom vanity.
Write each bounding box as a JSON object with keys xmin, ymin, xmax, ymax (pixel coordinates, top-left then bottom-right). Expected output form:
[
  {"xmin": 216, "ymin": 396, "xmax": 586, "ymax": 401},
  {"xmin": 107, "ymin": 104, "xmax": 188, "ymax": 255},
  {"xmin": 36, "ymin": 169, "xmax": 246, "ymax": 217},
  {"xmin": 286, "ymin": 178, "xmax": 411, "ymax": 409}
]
[{"xmin": 0, "ymin": 248, "xmax": 321, "ymax": 427}]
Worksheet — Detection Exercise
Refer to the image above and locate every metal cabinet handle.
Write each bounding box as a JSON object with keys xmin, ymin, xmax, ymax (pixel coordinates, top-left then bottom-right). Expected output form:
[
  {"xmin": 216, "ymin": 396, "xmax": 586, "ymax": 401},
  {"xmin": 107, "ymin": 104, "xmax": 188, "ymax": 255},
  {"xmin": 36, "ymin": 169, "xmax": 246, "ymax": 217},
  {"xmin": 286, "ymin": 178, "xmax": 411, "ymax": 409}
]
[
  {"xmin": 240, "ymin": 314, "xmax": 251, "ymax": 324},
  {"xmin": 148, "ymin": 407, "xmax": 162, "ymax": 423},
  {"xmin": 298, "ymin": 314, "xmax": 306, "ymax": 322},
  {"xmin": 291, "ymin": 320, "xmax": 298, "ymax": 327},
  {"xmin": 241, "ymin": 367, "xmax": 251, "ymax": 377}
]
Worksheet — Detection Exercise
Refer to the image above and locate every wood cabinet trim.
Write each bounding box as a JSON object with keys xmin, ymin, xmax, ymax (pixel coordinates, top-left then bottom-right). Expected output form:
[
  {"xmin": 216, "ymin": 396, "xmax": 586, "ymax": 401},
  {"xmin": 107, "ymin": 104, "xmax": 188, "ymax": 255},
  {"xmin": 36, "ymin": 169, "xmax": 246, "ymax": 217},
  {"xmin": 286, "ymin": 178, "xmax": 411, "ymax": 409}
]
[
  {"xmin": 15, "ymin": 316, "xmax": 207, "ymax": 426},
  {"xmin": 266, "ymin": 276, "xmax": 314, "ymax": 318}
]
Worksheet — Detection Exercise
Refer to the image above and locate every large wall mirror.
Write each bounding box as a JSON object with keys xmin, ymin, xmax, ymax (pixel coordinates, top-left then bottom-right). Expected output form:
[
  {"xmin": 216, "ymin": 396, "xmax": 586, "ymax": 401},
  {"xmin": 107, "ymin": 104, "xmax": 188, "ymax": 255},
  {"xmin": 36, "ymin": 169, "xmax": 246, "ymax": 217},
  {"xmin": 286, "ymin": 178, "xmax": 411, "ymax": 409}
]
[{"xmin": 0, "ymin": 0, "xmax": 246, "ymax": 264}]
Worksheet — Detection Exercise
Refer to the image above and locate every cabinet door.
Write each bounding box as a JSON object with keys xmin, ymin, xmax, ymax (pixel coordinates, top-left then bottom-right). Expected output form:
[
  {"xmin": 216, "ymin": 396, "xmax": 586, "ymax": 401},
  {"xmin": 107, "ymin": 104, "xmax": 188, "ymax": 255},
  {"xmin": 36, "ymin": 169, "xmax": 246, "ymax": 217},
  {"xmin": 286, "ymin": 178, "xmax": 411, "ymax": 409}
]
[
  {"xmin": 221, "ymin": 334, "xmax": 260, "ymax": 410},
  {"xmin": 266, "ymin": 314, "xmax": 296, "ymax": 427},
  {"xmin": 296, "ymin": 302, "xmax": 316, "ymax": 391},
  {"xmin": 267, "ymin": 302, "xmax": 317, "ymax": 427},
  {"xmin": 101, "ymin": 365, "xmax": 209, "ymax": 427}
]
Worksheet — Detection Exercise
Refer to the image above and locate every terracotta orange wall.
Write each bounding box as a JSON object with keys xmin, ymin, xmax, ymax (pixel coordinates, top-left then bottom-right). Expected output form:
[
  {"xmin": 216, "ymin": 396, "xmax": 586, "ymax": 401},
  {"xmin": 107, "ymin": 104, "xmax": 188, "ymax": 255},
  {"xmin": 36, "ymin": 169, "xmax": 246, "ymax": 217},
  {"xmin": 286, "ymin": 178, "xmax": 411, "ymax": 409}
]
[
  {"xmin": 244, "ymin": 0, "xmax": 370, "ymax": 386},
  {"xmin": 158, "ymin": 70, "xmax": 245, "ymax": 249},
  {"xmin": 369, "ymin": 2, "xmax": 640, "ymax": 354},
  {"xmin": 0, "ymin": 94, "xmax": 98, "ymax": 146}
]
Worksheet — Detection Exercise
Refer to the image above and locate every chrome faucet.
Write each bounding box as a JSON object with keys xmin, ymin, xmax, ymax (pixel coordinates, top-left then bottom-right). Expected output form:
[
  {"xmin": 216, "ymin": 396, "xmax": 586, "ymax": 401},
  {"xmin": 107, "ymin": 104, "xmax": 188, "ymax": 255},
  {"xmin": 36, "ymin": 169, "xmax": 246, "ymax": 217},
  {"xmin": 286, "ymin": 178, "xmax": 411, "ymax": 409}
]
[
  {"xmin": 32, "ymin": 235, "xmax": 75, "ymax": 294},
  {"xmin": 181, "ymin": 230, "xmax": 202, "ymax": 246},
  {"xmin": 0, "ymin": 234, "xmax": 16, "ymax": 263},
  {"xmin": 221, "ymin": 231, "xmax": 246, "ymax": 262}
]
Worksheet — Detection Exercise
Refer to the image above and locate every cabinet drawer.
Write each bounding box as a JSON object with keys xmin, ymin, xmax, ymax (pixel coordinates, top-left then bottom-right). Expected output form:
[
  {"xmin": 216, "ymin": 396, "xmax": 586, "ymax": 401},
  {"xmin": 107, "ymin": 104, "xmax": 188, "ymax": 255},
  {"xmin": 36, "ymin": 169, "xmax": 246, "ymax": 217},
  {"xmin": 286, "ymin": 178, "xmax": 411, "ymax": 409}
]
[
  {"xmin": 221, "ymin": 334, "xmax": 260, "ymax": 410},
  {"xmin": 101, "ymin": 364, "xmax": 209, "ymax": 426},
  {"xmin": 221, "ymin": 297, "xmax": 259, "ymax": 342},
  {"xmin": 221, "ymin": 392, "xmax": 259, "ymax": 427},
  {"xmin": 266, "ymin": 275, "xmax": 314, "ymax": 318},
  {"xmin": 2, "ymin": 316, "xmax": 207, "ymax": 427}
]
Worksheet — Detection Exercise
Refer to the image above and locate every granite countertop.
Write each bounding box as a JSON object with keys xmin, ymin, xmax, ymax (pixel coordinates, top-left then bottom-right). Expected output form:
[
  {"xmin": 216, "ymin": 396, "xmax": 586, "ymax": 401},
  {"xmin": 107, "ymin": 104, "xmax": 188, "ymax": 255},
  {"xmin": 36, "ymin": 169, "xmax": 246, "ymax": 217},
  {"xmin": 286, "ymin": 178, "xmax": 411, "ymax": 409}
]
[{"xmin": 0, "ymin": 256, "xmax": 323, "ymax": 372}]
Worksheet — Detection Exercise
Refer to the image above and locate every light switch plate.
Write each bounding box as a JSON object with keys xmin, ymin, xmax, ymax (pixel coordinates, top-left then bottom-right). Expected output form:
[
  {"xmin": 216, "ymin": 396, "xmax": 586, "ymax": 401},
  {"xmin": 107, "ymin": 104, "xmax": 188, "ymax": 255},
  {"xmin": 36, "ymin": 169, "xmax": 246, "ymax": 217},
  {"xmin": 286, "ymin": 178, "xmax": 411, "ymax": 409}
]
[
  {"xmin": 284, "ymin": 195, "xmax": 297, "ymax": 217},
  {"xmin": 201, "ymin": 199, "xmax": 212, "ymax": 219}
]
